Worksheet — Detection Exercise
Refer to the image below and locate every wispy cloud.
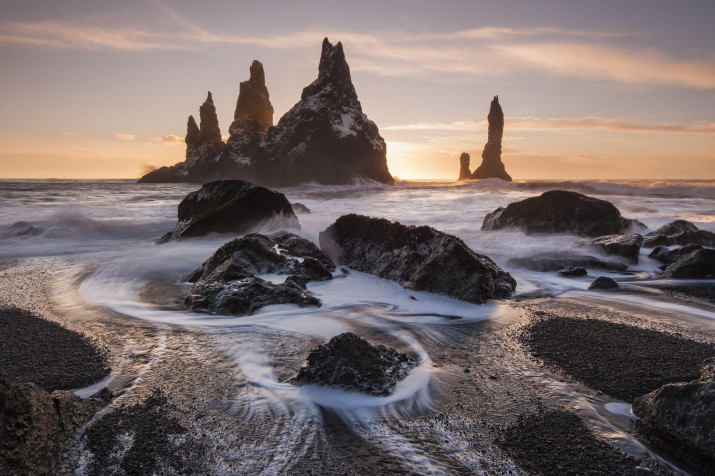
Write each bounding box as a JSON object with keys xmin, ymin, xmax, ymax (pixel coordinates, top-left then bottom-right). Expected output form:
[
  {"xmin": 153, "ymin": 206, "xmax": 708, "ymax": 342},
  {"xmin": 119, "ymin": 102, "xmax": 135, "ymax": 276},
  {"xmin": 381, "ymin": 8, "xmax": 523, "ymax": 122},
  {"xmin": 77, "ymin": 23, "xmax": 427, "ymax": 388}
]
[
  {"xmin": 384, "ymin": 117, "xmax": 715, "ymax": 135},
  {"xmin": 150, "ymin": 134, "xmax": 183, "ymax": 144},
  {"xmin": 1, "ymin": 1, "xmax": 713, "ymax": 89},
  {"xmin": 113, "ymin": 132, "xmax": 136, "ymax": 141}
]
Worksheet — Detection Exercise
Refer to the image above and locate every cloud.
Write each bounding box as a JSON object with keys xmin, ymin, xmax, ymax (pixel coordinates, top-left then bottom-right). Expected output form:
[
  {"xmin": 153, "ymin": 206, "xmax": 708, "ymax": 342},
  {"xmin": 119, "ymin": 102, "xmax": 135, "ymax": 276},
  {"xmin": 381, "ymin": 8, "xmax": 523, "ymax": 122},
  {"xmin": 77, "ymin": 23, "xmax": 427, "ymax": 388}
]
[
  {"xmin": 384, "ymin": 117, "xmax": 715, "ymax": 135},
  {"xmin": 150, "ymin": 134, "xmax": 183, "ymax": 144},
  {"xmin": 113, "ymin": 133, "xmax": 136, "ymax": 141}
]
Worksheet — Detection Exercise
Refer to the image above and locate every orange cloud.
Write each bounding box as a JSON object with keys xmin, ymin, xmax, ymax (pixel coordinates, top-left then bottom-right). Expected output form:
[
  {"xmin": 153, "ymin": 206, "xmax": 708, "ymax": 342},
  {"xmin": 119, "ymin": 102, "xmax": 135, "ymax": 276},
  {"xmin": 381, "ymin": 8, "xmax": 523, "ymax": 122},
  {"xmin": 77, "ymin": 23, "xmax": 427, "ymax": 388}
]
[
  {"xmin": 150, "ymin": 134, "xmax": 183, "ymax": 144},
  {"xmin": 113, "ymin": 133, "xmax": 136, "ymax": 141}
]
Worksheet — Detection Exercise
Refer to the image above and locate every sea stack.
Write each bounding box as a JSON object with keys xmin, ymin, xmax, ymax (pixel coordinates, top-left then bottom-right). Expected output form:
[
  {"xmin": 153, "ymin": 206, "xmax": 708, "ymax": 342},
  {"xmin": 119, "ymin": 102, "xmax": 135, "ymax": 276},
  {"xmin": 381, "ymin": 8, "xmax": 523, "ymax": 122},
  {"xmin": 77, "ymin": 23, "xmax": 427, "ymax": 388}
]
[
  {"xmin": 260, "ymin": 38, "xmax": 393, "ymax": 186},
  {"xmin": 472, "ymin": 96, "xmax": 512, "ymax": 182},
  {"xmin": 458, "ymin": 152, "xmax": 471, "ymax": 181}
]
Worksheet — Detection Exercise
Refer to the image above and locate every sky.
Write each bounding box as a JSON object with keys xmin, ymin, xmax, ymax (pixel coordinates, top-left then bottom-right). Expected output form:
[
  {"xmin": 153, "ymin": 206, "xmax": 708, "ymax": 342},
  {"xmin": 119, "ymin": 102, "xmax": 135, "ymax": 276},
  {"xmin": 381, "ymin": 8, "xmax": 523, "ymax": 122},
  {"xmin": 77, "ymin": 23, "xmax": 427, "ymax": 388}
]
[{"xmin": 1, "ymin": 0, "xmax": 714, "ymax": 180}]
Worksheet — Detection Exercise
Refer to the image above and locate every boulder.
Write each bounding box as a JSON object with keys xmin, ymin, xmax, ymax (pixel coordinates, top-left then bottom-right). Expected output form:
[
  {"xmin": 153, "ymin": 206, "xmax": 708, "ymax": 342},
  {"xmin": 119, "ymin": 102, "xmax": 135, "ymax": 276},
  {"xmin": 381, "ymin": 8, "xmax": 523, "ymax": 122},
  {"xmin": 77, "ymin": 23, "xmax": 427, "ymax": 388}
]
[
  {"xmin": 558, "ymin": 267, "xmax": 587, "ymax": 277},
  {"xmin": 649, "ymin": 244, "xmax": 703, "ymax": 265},
  {"xmin": 260, "ymin": 38, "xmax": 393, "ymax": 186},
  {"xmin": 471, "ymin": 96, "xmax": 512, "ymax": 181},
  {"xmin": 579, "ymin": 233, "xmax": 643, "ymax": 263},
  {"xmin": 0, "ymin": 379, "xmax": 103, "ymax": 475},
  {"xmin": 184, "ymin": 232, "xmax": 333, "ymax": 315},
  {"xmin": 643, "ymin": 220, "xmax": 715, "ymax": 248},
  {"xmin": 457, "ymin": 152, "xmax": 471, "ymax": 181},
  {"xmin": 292, "ymin": 203, "xmax": 311, "ymax": 214},
  {"xmin": 482, "ymin": 190, "xmax": 637, "ymax": 238},
  {"xmin": 139, "ymin": 93, "xmax": 225, "ymax": 183},
  {"xmin": 632, "ymin": 359, "xmax": 715, "ymax": 471},
  {"xmin": 291, "ymin": 332, "xmax": 415, "ymax": 396},
  {"xmin": 157, "ymin": 180, "xmax": 299, "ymax": 243},
  {"xmin": 588, "ymin": 276, "xmax": 620, "ymax": 290},
  {"xmin": 507, "ymin": 253, "xmax": 628, "ymax": 273},
  {"xmin": 661, "ymin": 248, "xmax": 715, "ymax": 279},
  {"xmin": 319, "ymin": 214, "xmax": 516, "ymax": 304}
]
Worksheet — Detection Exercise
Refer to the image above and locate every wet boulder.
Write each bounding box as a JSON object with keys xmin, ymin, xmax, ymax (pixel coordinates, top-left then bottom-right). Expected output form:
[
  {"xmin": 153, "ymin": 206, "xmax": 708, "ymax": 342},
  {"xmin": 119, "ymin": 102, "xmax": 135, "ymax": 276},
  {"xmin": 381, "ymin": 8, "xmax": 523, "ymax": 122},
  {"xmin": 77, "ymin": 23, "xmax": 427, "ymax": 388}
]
[
  {"xmin": 319, "ymin": 214, "xmax": 516, "ymax": 304},
  {"xmin": 157, "ymin": 180, "xmax": 299, "ymax": 243},
  {"xmin": 643, "ymin": 220, "xmax": 715, "ymax": 248},
  {"xmin": 291, "ymin": 332, "xmax": 415, "ymax": 396},
  {"xmin": 649, "ymin": 244, "xmax": 703, "ymax": 265},
  {"xmin": 482, "ymin": 190, "xmax": 637, "ymax": 238},
  {"xmin": 507, "ymin": 253, "xmax": 628, "ymax": 273},
  {"xmin": 579, "ymin": 233, "xmax": 643, "ymax": 264},
  {"xmin": 558, "ymin": 267, "xmax": 587, "ymax": 277},
  {"xmin": 588, "ymin": 276, "xmax": 620, "ymax": 290},
  {"xmin": 292, "ymin": 203, "xmax": 311, "ymax": 214},
  {"xmin": 661, "ymin": 248, "xmax": 715, "ymax": 279},
  {"xmin": 632, "ymin": 359, "xmax": 715, "ymax": 471},
  {"xmin": 0, "ymin": 379, "xmax": 103, "ymax": 475}
]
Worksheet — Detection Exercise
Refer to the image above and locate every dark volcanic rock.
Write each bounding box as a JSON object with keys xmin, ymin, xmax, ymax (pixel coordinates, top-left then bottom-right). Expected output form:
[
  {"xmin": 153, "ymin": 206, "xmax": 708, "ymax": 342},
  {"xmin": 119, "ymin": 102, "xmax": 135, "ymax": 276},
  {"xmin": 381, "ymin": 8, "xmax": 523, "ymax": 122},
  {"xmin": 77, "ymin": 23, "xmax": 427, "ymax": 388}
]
[
  {"xmin": 580, "ymin": 233, "xmax": 643, "ymax": 263},
  {"xmin": 185, "ymin": 232, "xmax": 332, "ymax": 315},
  {"xmin": 157, "ymin": 180, "xmax": 298, "ymax": 243},
  {"xmin": 482, "ymin": 190, "xmax": 636, "ymax": 238},
  {"xmin": 139, "ymin": 93, "xmax": 226, "ymax": 183},
  {"xmin": 292, "ymin": 202, "xmax": 311, "ymax": 214},
  {"xmin": 588, "ymin": 276, "xmax": 620, "ymax": 290},
  {"xmin": 643, "ymin": 220, "xmax": 715, "ymax": 248},
  {"xmin": 291, "ymin": 333, "xmax": 415, "ymax": 396},
  {"xmin": 260, "ymin": 38, "xmax": 393, "ymax": 186},
  {"xmin": 558, "ymin": 267, "xmax": 587, "ymax": 277},
  {"xmin": 661, "ymin": 248, "xmax": 715, "ymax": 278},
  {"xmin": 457, "ymin": 152, "xmax": 471, "ymax": 181},
  {"xmin": 507, "ymin": 253, "xmax": 628, "ymax": 272},
  {"xmin": 649, "ymin": 244, "xmax": 703, "ymax": 265},
  {"xmin": 471, "ymin": 96, "xmax": 512, "ymax": 181},
  {"xmin": 320, "ymin": 214, "xmax": 516, "ymax": 304},
  {"xmin": 633, "ymin": 359, "xmax": 715, "ymax": 472},
  {"xmin": 185, "ymin": 277, "xmax": 320, "ymax": 315},
  {"xmin": 0, "ymin": 379, "xmax": 103, "ymax": 475}
]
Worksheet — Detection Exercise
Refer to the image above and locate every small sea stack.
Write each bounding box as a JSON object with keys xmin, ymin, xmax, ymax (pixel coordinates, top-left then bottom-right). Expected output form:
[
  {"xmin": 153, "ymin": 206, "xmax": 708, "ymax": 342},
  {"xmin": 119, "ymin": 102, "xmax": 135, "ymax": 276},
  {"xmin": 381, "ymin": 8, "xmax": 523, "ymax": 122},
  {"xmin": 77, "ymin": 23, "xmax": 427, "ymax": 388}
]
[
  {"xmin": 458, "ymin": 152, "xmax": 471, "ymax": 181},
  {"xmin": 471, "ymin": 96, "xmax": 512, "ymax": 182}
]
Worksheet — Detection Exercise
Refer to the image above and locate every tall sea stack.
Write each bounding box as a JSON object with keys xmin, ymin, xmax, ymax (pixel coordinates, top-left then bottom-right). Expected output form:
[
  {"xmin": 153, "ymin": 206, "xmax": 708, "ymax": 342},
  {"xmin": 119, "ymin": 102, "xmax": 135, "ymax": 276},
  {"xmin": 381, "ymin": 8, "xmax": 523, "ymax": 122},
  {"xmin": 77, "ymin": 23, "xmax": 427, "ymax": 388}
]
[
  {"xmin": 471, "ymin": 96, "xmax": 512, "ymax": 182},
  {"xmin": 458, "ymin": 152, "xmax": 471, "ymax": 181}
]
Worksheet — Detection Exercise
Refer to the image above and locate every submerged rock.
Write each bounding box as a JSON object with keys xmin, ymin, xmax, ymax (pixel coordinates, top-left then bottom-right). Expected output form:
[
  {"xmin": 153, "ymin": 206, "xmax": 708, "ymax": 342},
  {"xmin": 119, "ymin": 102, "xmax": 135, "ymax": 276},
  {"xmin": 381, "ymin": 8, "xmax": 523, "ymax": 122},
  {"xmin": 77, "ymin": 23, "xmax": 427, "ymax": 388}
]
[
  {"xmin": 633, "ymin": 359, "xmax": 715, "ymax": 472},
  {"xmin": 507, "ymin": 253, "xmax": 628, "ymax": 273},
  {"xmin": 292, "ymin": 202, "xmax": 311, "ymax": 214},
  {"xmin": 260, "ymin": 38, "xmax": 393, "ymax": 186},
  {"xmin": 320, "ymin": 214, "xmax": 516, "ymax": 304},
  {"xmin": 579, "ymin": 233, "xmax": 643, "ymax": 264},
  {"xmin": 482, "ymin": 190, "xmax": 637, "ymax": 238},
  {"xmin": 588, "ymin": 276, "xmax": 619, "ymax": 290},
  {"xmin": 139, "ymin": 93, "xmax": 225, "ymax": 183},
  {"xmin": 185, "ymin": 232, "xmax": 333, "ymax": 315},
  {"xmin": 457, "ymin": 152, "xmax": 471, "ymax": 181},
  {"xmin": 0, "ymin": 379, "xmax": 104, "ymax": 475},
  {"xmin": 649, "ymin": 244, "xmax": 703, "ymax": 265},
  {"xmin": 157, "ymin": 180, "xmax": 298, "ymax": 243},
  {"xmin": 661, "ymin": 248, "xmax": 715, "ymax": 279},
  {"xmin": 471, "ymin": 96, "xmax": 512, "ymax": 181},
  {"xmin": 643, "ymin": 220, "xmax": 715, "ymax": 248},
  {"xmin": 291, "ymin": 332, "xmax": 415, "ymax": 396},
  {"xmin": 558, "ymin": 267, "xmax": 587, "ymax": 277}
]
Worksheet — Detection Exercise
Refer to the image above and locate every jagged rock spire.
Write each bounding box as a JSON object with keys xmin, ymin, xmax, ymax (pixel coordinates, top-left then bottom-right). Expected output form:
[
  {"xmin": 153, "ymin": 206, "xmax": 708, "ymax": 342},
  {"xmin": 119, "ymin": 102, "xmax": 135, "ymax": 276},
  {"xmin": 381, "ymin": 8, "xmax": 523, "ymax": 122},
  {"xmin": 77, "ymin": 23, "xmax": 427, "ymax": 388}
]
[
  {"xmin": 472, "ymin": 95, "xmax": 512, "ymax": 182},
  {"xmin": 301, "ymin": 38, "xmax": 359, "ymax": 105},
  {"xmin": 233, "ymin": 60, "xmax": 274, "ymax": 137},
  {"xmin": 185, "ymin": 115, "xmax": 199, "ymax": 149},
  {"xmin": 197, "ymin": 91, "xmax": 222, "ymax": 144},
  {"xmin": 486, "ymin": 95, "xmax": 504, "ymax": 144}
]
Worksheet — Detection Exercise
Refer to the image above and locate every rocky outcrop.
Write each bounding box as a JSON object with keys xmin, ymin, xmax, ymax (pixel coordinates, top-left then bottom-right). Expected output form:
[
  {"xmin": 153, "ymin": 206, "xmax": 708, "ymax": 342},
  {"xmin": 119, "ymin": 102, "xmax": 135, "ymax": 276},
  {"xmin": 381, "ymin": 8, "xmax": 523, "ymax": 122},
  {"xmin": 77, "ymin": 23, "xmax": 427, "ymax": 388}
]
[
  {"xmin": 319, "ymin": 214, "xmax": 516, "ymax": 304},
  {"xmin": 579, "ymin": 233, "xmax": 643, "ymax": 263},
  {"xmin": 291, "ymin": 332, "xmax": 415, "ymax": 396},
  {"xmin": 633, "ymin": 359, "xmax": 715, "ymax": 472},
  {"xmin": 157, "ymin": 180, "xmax": 298, "ymax": 243},
  {"xmin": 184, "ymin": 232, "xmax": 333, "ymax": 315},
  {"xmin": 649, "ymin": 244, "xmax": 703, "ymax": 265},
  {"xmin": 139, "ymin": 93, "xmax": 225, "ymax": 183},
  {"xmin": 482, "ymin": 190, "xmax": 637, "ymax": 238},
  {"xmin": 507, "ymin": 253, "xmax": 628, "ymax": 272},
  {"xmin": 558, "ymin": 267, "xmax": 587, "ymax": 277},
  {"xmin": 661, "ymin": 248, "xmax": 715, "ymax": 278},
  {"xmin": 588, "ymin": 276, "xmax": 620, "ymax": 290},
  {"xmin": 458, "ymin": 152, "xmax": 471, "ymax": 181},
  {"xmin": 643, "ymin": 220, "xmax": 715, "ymax": 248},
  {"xmin": 260, "ymin": 38, "xmax": 393, "ymax": 186},
  {"xmin": 471, "ymin": 96, "xmax": 512, "ymax": 181},
  {"xmin": 0, "ymin": 379, "xmax": 105, "ymax": 475}
]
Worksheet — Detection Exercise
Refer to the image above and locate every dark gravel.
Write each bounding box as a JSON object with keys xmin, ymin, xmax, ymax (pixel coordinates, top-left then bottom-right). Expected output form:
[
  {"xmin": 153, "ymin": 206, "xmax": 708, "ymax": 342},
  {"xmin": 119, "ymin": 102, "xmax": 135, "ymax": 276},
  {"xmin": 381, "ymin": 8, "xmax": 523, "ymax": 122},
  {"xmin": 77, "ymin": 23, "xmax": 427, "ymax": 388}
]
[
  {"xmin": 0, "ymin": 307, "xmax": 110, "ymax": 391},
  {"xmin": 497, "ymin": 409, "xmax": 645, "ymax": 475},
  {"xmin": 656, "ymin": 285, "xmax": 715, "ymax": 306},
  {"xmin": 524, "ymin": 315, "xmax": 715, "ymax": 401}
]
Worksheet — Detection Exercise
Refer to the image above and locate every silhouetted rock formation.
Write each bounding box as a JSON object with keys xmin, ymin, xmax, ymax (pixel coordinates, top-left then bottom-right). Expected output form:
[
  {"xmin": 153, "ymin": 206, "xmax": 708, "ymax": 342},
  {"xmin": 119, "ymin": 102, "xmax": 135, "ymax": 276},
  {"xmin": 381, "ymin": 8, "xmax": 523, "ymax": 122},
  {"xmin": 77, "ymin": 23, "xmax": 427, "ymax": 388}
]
[
  {"xmin": 139, "ymin": 39, "xmax": 393, "ymax": 186},
  {"xmin": 579, "ymin": 233, "xmax": 644, "ymax": 264},
  {"xmin": 157, "ymin": 180, "xmax": 298, "ymax": 243},
  {"xmin": 662, "ymin": 248, "xmax": 715, "ymax": 278},
  {"xmin": 261, "ymin": 38, "xmax": 393, "ymax": 185},
  {"xmin": 643, "ymin": 220, "xmax": 715, "ymax": 248},
  {"xmin": 649, "ymin": 244, "xmax": 703, "ymax": 265},
  {"xmin": 482, "ymin": 190, "xmax": 638, "ymax": 238},
  {"xmin": 472, "ymin": 96, "xmax": 512, "ymax": 181},
  {"xmin": 291, "ymin": 332, "xmax": 415, "ymax": 396},
  {"xmin": 319, "ymin": 214, "xmax": 516, "ymax": 304},
  {"xmin": 458, "ymin": 152, "xmax": 471, "ymax": 180},
  {"xmin": 139, "ymin": 92, "xmax": 226, "ymax": 183}
]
